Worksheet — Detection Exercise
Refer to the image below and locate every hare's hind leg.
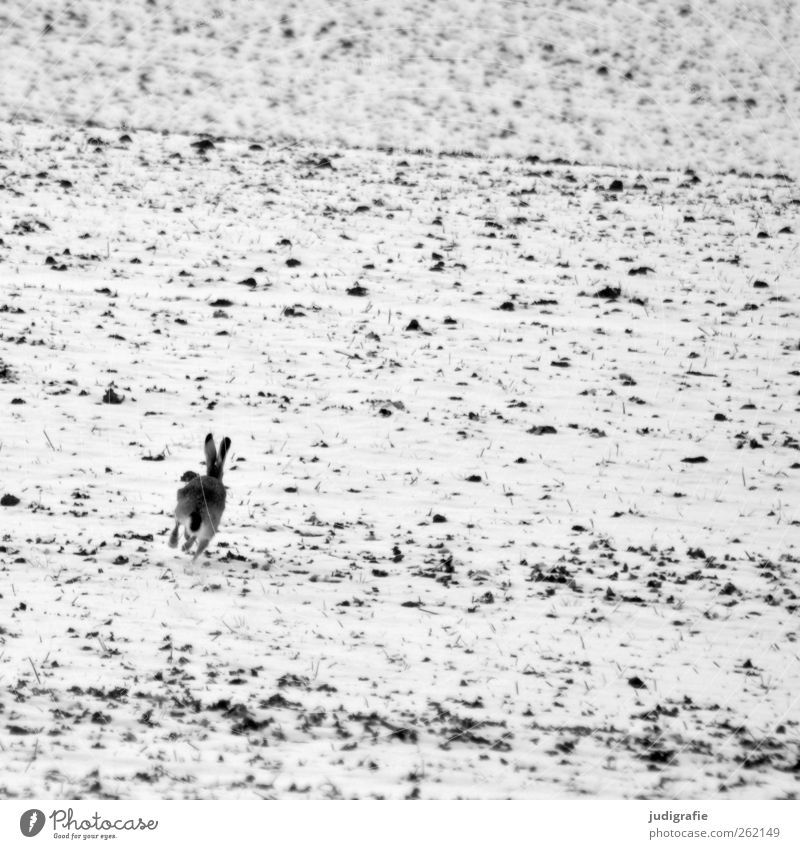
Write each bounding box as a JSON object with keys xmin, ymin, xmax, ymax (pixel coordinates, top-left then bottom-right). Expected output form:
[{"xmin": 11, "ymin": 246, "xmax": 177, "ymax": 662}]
[
  {"xmin": 192, "ymin": 535, "xmax": 213, "ymax": 562},
  {"xmin": 168, "ymin": 521, "xmax": 180, "ymax": 548}
]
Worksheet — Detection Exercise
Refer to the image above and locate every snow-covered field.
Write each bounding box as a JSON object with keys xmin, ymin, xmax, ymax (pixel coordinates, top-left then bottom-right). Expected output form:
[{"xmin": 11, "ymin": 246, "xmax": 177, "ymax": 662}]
[
  {"xmin": 2, "ymin": 0, "xmax": 800, "ymax": 176},
  {"xmin": 0, "ymin": 0, "xmax": 798, "ymax": 799}
]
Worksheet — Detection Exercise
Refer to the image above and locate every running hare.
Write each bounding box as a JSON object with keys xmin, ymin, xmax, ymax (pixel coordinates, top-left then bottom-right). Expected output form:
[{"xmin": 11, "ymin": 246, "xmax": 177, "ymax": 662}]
[{"xmin": 169, "ymin": 433, "xmax": 231, "ymax": 561}]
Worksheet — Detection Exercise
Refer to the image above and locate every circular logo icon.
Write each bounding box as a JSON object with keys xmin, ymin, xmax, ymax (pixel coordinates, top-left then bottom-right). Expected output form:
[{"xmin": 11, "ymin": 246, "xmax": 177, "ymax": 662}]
[{"xmin": 20, "ymin": 810, "xmax": 46, "ymax": 837}]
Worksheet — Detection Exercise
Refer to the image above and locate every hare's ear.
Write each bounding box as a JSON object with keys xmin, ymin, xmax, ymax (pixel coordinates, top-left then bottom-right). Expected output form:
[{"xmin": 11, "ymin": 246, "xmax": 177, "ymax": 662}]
[
  {"xmin": 204, "ymin": 433, "xmax": 217, "ymax": 473},
  {"xmin": 218, "ymin": 437, "xmax": 231, "ymax": 470}
]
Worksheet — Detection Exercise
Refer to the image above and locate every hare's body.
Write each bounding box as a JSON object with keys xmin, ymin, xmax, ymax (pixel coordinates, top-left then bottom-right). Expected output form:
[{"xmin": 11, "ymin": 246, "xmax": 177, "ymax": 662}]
[{"xmin": 169, "ymin": 433, "xmax": 231, "ymax": 561}]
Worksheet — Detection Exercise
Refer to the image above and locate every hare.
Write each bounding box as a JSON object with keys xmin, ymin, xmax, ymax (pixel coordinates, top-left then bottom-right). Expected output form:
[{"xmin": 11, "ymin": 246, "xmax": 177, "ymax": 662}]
[{"xmin": 168, "ymin": 433, "xmax": 231, "ymax": 561}]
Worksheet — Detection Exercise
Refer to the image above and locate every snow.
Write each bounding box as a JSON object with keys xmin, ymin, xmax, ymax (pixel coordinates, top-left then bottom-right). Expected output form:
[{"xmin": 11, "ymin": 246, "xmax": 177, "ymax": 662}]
[
  {"xmin": 0, "ymin": 0, "xmax": 798, "ymax": 800},
  {"xmin": 2, "ymin": 1, "xmax": 799, "ymax": 177}
]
